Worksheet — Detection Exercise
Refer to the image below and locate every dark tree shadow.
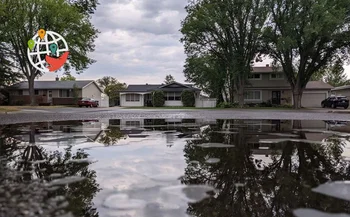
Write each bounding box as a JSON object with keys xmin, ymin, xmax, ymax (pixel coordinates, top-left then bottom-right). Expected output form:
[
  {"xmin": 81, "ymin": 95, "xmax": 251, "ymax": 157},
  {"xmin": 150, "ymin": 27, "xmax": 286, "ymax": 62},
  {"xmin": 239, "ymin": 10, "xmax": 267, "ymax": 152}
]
[
  {"xmin": 181, "ymin": 120, "xmax": 350, "ymax": 217},
  {"xmin": 0, "ymin": 123, "xmax": 101, "ymax": 217}
]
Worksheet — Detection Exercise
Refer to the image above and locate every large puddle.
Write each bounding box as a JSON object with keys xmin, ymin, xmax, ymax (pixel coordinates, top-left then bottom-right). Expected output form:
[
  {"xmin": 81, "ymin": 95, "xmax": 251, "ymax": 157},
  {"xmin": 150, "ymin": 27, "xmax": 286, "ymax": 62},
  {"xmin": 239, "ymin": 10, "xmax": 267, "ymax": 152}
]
[{"xmin": 1, "ymin": 119, "xmax": 350, "ymax": 217}]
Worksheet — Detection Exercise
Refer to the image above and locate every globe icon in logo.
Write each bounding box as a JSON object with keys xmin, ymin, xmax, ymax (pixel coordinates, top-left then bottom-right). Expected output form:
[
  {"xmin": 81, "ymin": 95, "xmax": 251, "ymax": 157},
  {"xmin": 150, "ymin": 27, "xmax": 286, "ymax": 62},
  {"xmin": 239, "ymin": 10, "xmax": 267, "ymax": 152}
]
[{"xmin": 27, "ymin": 30, "xmax": 69, "ymax": 73}]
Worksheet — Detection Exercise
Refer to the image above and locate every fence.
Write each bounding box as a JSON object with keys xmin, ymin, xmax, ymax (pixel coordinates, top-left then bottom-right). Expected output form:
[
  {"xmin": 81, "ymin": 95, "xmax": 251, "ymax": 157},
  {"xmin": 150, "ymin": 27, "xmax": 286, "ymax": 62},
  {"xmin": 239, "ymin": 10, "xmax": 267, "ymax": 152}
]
[{"xmin": 195, "ymin": 98, "xmax": 217, "ymax": 108}]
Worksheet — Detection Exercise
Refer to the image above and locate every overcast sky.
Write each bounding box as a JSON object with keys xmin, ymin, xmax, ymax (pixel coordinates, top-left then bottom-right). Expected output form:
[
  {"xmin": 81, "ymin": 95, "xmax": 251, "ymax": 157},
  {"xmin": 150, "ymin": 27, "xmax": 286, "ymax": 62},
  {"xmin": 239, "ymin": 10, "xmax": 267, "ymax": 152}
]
[{"xmin": 40, "ymin": 0, "xmax": 350, "ymax": 84}]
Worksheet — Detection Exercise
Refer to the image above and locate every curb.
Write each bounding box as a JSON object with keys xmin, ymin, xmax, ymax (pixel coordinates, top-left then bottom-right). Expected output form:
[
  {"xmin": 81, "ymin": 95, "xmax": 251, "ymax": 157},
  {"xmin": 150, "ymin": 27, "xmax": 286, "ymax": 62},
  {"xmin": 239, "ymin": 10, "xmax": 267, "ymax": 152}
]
[{"xmin": 328, "ymin": 110, "xmax": 350, "ymax": 114}]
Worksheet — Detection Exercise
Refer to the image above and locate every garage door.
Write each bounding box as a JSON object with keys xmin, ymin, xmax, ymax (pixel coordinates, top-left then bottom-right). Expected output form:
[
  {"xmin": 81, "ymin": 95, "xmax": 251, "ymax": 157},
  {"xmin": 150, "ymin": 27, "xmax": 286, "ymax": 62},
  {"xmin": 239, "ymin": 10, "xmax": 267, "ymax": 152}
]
[{"xmin": 301, "ymin": 92, "xmax": 327, "ymax": 108}]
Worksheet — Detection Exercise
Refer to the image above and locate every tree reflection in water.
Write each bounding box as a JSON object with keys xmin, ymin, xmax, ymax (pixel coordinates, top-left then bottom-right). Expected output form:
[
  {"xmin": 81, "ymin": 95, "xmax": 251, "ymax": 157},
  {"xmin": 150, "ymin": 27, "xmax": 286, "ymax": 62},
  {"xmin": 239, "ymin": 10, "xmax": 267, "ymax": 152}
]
[
  {"xmin": 0, "ymin": 123, "xmax": 101, "ymax": 217},
  {"xmin": 181, "ymin": 120, "xmax": 350, "ymax": 217},
  {"xmin": 98, "ymin": 126, "xmax": 125, "ymax": 146}
]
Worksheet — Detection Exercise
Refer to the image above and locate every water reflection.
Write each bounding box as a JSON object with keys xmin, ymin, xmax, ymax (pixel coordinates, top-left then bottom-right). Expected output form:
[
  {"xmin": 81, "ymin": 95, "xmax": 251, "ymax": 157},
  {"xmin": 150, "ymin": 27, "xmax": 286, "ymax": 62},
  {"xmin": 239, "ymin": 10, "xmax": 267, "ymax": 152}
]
[
  {"xmin": 182, "ymin": 120, "xmax": 350, "ymax": 217},
  {"xmin": 0, "ymin": 123, "xmax": 100, "ymax": 217},
  {"xmin": 1, "ymin": 119, "xmax": 350, "ymax": 217}
]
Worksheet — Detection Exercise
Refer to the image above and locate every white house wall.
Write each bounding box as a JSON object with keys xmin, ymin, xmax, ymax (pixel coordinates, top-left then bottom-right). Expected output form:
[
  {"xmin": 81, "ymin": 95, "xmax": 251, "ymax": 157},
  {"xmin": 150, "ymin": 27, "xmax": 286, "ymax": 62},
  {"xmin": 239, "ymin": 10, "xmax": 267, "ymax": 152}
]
[
  {"xmin": 195, "ymin": 98, "xmax": 217, "ymax": 107},
  {"xmin": 164, "ymin": 100, "xmax": 183, "ymax": 106},
  {"xmin": 120, "ymin": 94, "xmax": 144, "ymax": 107},
  {"xmin": 82, "ymin": 82, "xmax": 102, "ymax": 102}
]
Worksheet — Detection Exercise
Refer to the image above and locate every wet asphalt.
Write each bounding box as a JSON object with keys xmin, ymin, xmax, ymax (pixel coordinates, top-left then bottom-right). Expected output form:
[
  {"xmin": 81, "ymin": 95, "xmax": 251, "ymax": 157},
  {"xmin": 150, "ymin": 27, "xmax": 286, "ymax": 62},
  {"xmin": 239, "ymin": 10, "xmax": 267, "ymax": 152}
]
[{"xmin": 0, "ymin": 107, "xmax": 349, "ymax": 125}]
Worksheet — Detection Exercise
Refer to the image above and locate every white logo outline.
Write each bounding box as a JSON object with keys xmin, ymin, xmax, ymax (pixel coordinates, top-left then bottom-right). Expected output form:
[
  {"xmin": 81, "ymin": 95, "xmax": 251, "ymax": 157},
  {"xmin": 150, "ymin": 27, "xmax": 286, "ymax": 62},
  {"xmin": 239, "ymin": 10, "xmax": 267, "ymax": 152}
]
[{"xmin": 27, "ymin": 30, "xmax": 69, "ymax": 73}]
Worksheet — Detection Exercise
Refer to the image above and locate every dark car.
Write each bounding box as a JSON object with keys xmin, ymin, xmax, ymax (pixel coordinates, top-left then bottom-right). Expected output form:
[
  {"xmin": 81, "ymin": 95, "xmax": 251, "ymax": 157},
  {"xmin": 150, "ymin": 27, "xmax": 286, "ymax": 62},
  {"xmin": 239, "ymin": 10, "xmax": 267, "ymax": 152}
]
[
  {"xmin": 321, "ymin": 96, "xmax": 349, "ymax": 109},
  {"xmin": 78, "ymin": 98, "xmax": 99, "ymax": 107}
]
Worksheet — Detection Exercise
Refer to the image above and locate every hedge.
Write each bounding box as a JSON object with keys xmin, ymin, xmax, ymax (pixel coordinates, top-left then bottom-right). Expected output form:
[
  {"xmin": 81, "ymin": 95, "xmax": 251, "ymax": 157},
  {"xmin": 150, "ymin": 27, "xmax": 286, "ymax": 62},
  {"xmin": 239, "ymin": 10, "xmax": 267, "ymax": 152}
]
[
  {"xmin": 152, "ymin": 90, "xmax": 165, "ymax": 107},
  {"xmin": 181, "ymin": 90, "xmax": 195, "ymax": 107}
]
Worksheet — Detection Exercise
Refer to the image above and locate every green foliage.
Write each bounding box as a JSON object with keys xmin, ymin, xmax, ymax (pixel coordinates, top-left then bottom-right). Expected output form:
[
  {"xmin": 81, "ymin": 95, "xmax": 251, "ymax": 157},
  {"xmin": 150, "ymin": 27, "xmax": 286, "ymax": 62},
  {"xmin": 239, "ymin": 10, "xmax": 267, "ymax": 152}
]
[
  {"xmin": 181, "ymin": 0, "xmax": 269, "ymax": 105},
  {"xmin": 164, "ymin": 74, "xmax": 175, "ymax": 84},
  {"xmin": 324, "ymin": 58, "xmax": 350, "ymax": 87},
  {"xmin": 104, "ymin": 82, "xmax": 127, "ymax": 102},
  {"xmin": 261, "ymin": 0, "xmax": 350, "ymax": 108},
  {"xmin": 310, "ymin": 70, "xmax": 326, "ymax": 81},
  {"xmin": 97, "ymin": 76, "xmax": 119, "ymax": 89},
  {"xmin": 98, "ymin": 127, "xmax": 125, "ymax": 146},
  {"xmin": 0, "ymin": 0, "xmax": 99, "ymax": 105},
  {"xmin": 184, "ymin": 54, "xmax": 226, "ymax": 100},
  {"xmin": 217, "ymin": 102, "xmax": 239, "ymax": 108},
  {"xmin": 60, "ymin": 74, "xmax": 76, "ymax": 81},
  {"xmin": 152, "ymin": 90, "xmax": 165, "ymax": 107},
  {"xmin": 181, "ymin": 90, "xmax": 195, "ymax": 107}
]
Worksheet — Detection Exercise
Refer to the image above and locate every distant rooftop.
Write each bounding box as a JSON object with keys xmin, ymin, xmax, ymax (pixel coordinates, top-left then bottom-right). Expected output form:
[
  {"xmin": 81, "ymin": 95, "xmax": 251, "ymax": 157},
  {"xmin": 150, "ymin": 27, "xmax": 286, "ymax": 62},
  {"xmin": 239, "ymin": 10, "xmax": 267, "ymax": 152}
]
[
  {"xmin": 122, "ymin": 82, "xmax": 200, "ymax": 92},
  {"xmin": 9, "ymin": 80, "xmax": 95, "ymax": 89},
  {"xmin": 305, "ymin": 81, "xmax": 334, "ymax": 90},
  {"xmin": 332, "ymin": 85, "xmax": 350, "ymax": 91}
]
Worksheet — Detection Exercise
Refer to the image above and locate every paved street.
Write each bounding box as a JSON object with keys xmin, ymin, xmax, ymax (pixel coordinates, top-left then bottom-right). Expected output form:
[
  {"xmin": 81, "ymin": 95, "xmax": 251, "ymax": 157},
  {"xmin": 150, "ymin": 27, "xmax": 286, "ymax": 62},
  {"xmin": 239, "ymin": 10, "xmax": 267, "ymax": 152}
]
[{"xmin": 0, "ymin": 107, "xmax": 349, "ymax": 124}]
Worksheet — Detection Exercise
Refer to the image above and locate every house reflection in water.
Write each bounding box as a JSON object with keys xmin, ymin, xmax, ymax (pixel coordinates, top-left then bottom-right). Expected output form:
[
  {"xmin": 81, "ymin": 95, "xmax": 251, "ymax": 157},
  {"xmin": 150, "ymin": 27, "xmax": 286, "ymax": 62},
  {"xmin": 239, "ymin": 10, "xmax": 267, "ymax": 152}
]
[
  {"xmin": 12, "ymin": 118, "xmax": 332, "ymax": 151},
  {"xmin": 208, "ymin": 119, "xmax": 331, "ymax": 158}
]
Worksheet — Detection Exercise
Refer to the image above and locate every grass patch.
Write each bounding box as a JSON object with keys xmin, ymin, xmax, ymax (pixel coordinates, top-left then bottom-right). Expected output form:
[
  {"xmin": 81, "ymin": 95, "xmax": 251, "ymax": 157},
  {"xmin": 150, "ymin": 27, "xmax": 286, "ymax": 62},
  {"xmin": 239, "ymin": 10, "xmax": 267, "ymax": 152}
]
[
  {"xmin": 0, "ymin": 105, "xmax": 71, "ymax": 113},
  {"xmin": 0, "ymin": 106, "xmax": 21, "ymax": 113}
]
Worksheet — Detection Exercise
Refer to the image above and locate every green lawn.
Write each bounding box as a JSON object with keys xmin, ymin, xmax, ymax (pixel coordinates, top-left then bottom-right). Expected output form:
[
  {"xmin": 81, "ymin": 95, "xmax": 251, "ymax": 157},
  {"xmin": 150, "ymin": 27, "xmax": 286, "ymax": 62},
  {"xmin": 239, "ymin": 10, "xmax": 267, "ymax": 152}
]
[{"xmin": 0, "ymin": 105, "xmax": 69, "ymax": 113}]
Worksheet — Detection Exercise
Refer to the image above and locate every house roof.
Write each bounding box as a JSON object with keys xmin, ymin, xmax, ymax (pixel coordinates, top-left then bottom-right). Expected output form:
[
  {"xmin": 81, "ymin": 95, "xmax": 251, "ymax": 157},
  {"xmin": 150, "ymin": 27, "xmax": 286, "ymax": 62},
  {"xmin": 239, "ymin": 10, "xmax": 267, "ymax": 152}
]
[
  {"xmin": 332, "ymin": 85, "xmax": 350, "ymax": 91},
  {"xmin": 122, "ymin": 82, "xmax": 201, "ymax": 92},
  {"xmin": 305, "ymin": 81, "xmax": 334, "ymax": 90},
  {"xmin": 8, "ymin": 80, "xmax": 101, "ymax": 91},
  {"xmin": 253, "ymin": 66, "xmax": 283, "ymax": 73}
]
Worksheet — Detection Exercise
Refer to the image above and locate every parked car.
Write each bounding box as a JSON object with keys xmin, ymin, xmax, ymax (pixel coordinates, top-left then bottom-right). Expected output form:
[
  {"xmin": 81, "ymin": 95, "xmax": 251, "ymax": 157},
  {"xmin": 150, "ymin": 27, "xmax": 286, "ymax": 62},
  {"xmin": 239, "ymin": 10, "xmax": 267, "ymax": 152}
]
[
  {"xmin": 321, "ymin": 96, "xmax": 349, "ymax": 109},
  {"xmin": 78, "ymin": 98, "xmax": 99, "ymax": 107}
]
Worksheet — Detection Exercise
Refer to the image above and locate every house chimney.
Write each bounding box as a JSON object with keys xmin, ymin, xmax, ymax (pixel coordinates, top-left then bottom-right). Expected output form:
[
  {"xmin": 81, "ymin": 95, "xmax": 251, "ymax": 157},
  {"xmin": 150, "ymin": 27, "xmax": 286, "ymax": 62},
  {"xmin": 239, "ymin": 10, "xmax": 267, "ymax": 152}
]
[
  {"xmin": 266, "ymin": 64, "xmax": 269, "ymax": 67},
  {"xmin": 55, "ymin": 76, "xmax": 59, "ymax": 81}
]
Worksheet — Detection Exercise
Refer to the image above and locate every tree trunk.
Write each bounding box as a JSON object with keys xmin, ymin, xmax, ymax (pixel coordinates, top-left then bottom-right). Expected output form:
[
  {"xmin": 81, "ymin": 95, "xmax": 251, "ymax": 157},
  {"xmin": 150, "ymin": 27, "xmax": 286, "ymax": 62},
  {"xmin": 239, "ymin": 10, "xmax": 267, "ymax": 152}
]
[
  {"xmin": 237, "ymin": 78, "xmax": 244, "ymax": 107},
  {"xmin": 28, "ymin": 77, "xmax": 36, "ymax": 106},
  {"xmin": 222, "ymin": 89, "xmax": 228, "ymax": 103},
  {"xmin": 292, "ymin": 87, "xmax": 303, "ymax": 109},
  {"xmin": 230, "ymin": 83, "xmax": 235, "ymax": 103}
]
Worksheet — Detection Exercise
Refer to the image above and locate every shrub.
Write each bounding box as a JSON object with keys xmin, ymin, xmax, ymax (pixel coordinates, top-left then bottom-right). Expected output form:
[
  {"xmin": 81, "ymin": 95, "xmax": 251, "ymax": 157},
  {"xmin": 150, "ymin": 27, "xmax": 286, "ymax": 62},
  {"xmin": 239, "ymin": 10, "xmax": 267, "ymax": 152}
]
[
  {"xmin": 152, "ymin": 90, "xmax": 165, "ymax": 107},
  {"xmin": 217, "ymin": 102, "xmax": 239, "ymax": 108},
  {"xmin": 14, "ymin": 100, "xmax": 25, "ymax": 105},
  {"xmin": 181, "ymin": 90, "xmax": 195, "ymax": 107}
]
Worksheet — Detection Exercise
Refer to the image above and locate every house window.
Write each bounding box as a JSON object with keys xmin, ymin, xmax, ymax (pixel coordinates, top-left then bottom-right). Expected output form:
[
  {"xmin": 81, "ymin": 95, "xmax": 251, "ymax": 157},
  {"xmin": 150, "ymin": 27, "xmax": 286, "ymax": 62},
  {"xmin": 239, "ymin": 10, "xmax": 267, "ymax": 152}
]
[
  {"xmin": 60, "ymin": 90, "xmax": 73, "ymax": 97},
  {"xmin": 35, "ymin": 90, "xmax": 39, "ymax": 95},
  {"xmin": 126, "ymin": 94, "xmax": 140, "ymax": 102},
  {"xmin": 18, "ymin": 90, "xmax": 23, "ymax": 95},
  {"xmin": 125, "ymin": 121, "xmax": 141, "ymax": 127},
  {"xmin": 244, "ymin": 90, "xmax": 262, "ymax": 101},
  {"xmin": 165, "ymin": 92, "xmax": 181, "ymax": 101},
  {"xmin": 248, "ymin": 74, "xmax": 261, "ymax": 80},
  {"xmin": 270, "ymin": 73, "xmax": 284, "ymax": 80}
]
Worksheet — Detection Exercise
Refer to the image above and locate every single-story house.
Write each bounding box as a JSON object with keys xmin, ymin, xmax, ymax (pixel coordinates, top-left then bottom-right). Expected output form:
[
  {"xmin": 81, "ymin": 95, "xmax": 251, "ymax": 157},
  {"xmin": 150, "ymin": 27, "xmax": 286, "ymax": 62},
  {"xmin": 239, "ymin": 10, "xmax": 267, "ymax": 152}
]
[
  {"xmin": 331, "ymin": 85, "xmax": 350, "ymax": 98},
  {"xmin": 119, "ymin": 82, "xmax": 216, "ymax": 107},
  {"xmin": 240, "ymin": 65, "xmax": 334, "ymax": 107},
  {"xmin": 8, "ymin": 78, "xmax": 106, "ymax": 106}
]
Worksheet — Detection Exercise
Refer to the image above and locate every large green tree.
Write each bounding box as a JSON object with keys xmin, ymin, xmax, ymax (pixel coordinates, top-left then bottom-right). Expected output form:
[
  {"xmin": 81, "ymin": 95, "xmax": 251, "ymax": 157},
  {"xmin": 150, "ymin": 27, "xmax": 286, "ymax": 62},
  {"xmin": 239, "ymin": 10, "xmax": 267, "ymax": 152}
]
[
  {"xmin": 324, "ymin": 58, "xmax": 349, "ymax": 87},
  {"xmin": 96, "ymin": 76, "xmax": 118, "ymax": 89},
  {"xmin": 184, "ymin": 54, "xmax": 227, "ymax": 102},
  {"xmin": 104, "ymin": 82, "xmax": 127, "ymax": 105},
  {"xmin": 0, "ymin": 0, "xmax": 99, "ymax": 105},
  {"xmin": 262, "ymin": 0, "xmax": 350, "ymax": 109},
  {"xmin": 181, "ymin": 0, "xmax": 269, "ymax": 106}
]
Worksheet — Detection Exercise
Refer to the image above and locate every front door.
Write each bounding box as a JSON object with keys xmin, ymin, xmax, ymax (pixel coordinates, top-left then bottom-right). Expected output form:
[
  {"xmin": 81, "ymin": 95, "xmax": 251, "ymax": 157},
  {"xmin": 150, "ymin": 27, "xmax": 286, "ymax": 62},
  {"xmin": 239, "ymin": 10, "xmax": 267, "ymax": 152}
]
[
  {"xmin": 272, "ymin": 91, "xmax": 281, "ymax": 105},
  {"xmin": 47, "ymin": 90, "xmax": 52, "ymax": 103}
]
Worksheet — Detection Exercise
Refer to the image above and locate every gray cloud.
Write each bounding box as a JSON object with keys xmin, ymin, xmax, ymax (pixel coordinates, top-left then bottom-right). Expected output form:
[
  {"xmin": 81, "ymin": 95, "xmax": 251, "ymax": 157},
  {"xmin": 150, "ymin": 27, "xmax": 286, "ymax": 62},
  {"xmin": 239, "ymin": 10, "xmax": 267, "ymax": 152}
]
[{"xmin": 41, "ymin": 0, "xmax": 189, "ymax": 84}]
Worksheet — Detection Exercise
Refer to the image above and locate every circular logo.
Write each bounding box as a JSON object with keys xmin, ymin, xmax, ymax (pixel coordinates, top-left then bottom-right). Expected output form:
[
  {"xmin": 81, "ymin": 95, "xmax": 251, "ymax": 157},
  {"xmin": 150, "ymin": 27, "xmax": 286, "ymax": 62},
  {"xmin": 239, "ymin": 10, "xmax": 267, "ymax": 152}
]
[{"xmin": 27, "ymin": 29, "xmax": 69, "ymax": 73}]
